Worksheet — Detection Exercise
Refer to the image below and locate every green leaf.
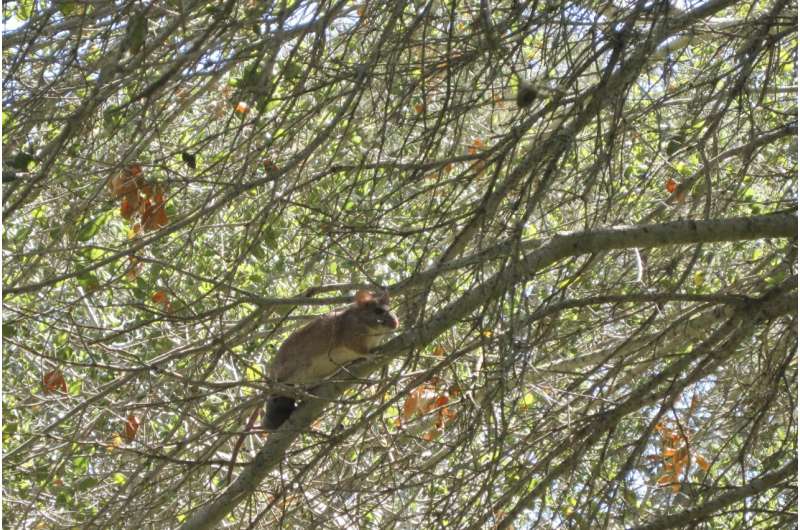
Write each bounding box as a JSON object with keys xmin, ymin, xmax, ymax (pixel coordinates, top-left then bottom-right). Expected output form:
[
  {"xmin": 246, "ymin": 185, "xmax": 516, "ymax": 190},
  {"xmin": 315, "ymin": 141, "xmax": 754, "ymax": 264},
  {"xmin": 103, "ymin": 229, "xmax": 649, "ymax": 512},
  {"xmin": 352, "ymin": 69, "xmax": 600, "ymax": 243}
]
[
  {"xmin": 73, "ymin": 456, "xmax": 89, "ymax": 474},
  {"xmin": 264, "ymin": 226, "xmax": 278, "ymax": 249},
  {"xmin": 132, "ymin": 277, "xmax": 149, "ymax": 300},
  {"xmin": 76, "ymin": 477, "xmax": 99, "ymax": 491},
  {"xmin": 127, "ymin": 12, "xmax": 148, "ymax": 54},
  {"xmin": 103, "ymin": 106, "xmax": 123, "ymax": 132},
  {"xmin": 58, "ymin": 1, "xmax": 81, "ymax": 16},
  {"xmin": 16, "ymin": 0, "xmax": 33, "ymax": 19},
  {"xmin": 284, "ymin": 62, "xmax": 301, "ymax": 80},
  {"xmin": 241, "ymin": 63, "xmax": 262, "ymax": 88},
  {"xmin": 68, "ymin": 379, "xmax": 82, "ymax": 395},
  {"xmin": 2, "ymin": 323, "xmax": 17, "ymax": 337},
  {"xmin": 3, "ymin": 421, "xmax": 18, "ymax": 442},
  {"xmin": 76, "ymin": 272, "xmax": 100, "ymax": 291},
  {"xmin": 245, "ymin": 364, "xmax": 262, "ymax": 381},
  {"xmin": 76, "ymin": 212, "xmax": 110, "ymax": 242},
  {"xmin": 522, "ymin": 393, "xmax": 536, "ymax": 407}
]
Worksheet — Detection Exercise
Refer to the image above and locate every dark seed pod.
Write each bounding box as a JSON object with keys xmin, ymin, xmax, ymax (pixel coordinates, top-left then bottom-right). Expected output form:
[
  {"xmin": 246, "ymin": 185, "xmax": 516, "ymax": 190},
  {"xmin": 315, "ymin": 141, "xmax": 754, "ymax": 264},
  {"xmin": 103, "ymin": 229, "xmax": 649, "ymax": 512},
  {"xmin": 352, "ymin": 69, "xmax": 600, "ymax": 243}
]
[
  {"xmin": 516, "ymin": 80, "xmax": 537, "ymax": 108},
  {"xmin": 181, "ymin": 151, "xmax": 197, "ymax": 170}
]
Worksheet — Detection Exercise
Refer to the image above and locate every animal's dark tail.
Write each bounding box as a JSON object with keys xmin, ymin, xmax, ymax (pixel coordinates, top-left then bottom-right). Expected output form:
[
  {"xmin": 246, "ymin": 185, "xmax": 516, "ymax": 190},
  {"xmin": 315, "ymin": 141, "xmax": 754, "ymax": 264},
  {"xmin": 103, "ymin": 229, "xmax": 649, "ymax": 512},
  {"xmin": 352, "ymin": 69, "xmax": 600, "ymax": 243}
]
[{"xmin": 264, "ymin": 396, "xmax": 296, "ymax": 430}]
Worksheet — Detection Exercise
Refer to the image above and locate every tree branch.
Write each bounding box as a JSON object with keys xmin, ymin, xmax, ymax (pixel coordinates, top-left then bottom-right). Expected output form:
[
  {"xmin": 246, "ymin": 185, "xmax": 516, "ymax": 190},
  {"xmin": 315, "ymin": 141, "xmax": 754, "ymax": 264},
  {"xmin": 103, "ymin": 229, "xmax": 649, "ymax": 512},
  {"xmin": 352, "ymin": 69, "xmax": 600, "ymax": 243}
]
[
  {"xmin": 631, "ymin": 457, "xmax": 797, "ymax": 530},
  {"xmin": 178, "ymin": 212, "xmax": 796, "ymax": 530}
]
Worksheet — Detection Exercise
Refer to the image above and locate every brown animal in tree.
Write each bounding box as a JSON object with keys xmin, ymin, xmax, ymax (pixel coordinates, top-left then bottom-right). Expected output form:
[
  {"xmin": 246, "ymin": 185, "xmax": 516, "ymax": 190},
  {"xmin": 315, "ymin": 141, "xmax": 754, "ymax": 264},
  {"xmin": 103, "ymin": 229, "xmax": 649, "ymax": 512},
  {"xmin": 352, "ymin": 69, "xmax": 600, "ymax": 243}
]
[{"xmin": 264, "ymin": 290, "xmax": 399, "ymax": 430}]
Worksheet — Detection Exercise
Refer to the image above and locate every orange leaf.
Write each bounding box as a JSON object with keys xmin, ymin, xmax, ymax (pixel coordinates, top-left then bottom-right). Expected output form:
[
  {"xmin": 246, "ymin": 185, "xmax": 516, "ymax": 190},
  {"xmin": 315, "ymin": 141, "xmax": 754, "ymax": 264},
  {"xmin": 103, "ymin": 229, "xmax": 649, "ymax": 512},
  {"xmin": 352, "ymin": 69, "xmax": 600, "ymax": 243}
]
[
  {"xmin": 437, "ymin": 406, "xmax": 457, "ymax": 428},
  {"xmin": 152, "ymin": 290, "xmax": 168, "ymax": 305},
  {"xmin": 139, "ymin": 182, "xmax": 154, "ymax": 199},
  {"xmin": 123, "ymin": 415, "xmax": 140, "ymax": 441},
  {"xmin": 432, "ymin": 345, "xmax": 446, "ymax": 357},
  {"xmin": 441, "ymin": 407, "xmax": 457, "ymax": 421},
  {"xmin": 402, "ymin": 393, "xmax": 419, "ymax": 419},
  {"xmin": 689, "ymin": 393, "xmax": 700, "ymax": 414},
  {"xmin": 656, "ymin": 474, "xmax": 673, "ymax": 486},
  {"xmin": 696, "ymin": 454, "xmax": 710, "ymax": 471},
  {"xmin": 126, "ymin": 256, "xmax": 141, "ymax": 281},
  {"xmin": 433, "ymin": 395, "xmax": 449, "ymax": 408},
  {"xmin": 142, "ymin": 200, "xmax": 168, "ymax": 231},
  {"xmin": 43, "ymin": 370, "xmax": 67, "ymax": 394},
  {"xmin": 422, "ymin": 429, "xmax": 440, "ymax": 441},
  {"xmin": 414, "ymin": 103, "xmax": 425, "ymax": 113},
  {"xmin": 421, "ymin": 393, "xmax": 439, "ymax": 413},
  {"xmin": 666, "ymin": 178, "xmax": 677, "ymax": 193},
  {"xmin": 153, "ymin": 204, "xmax": 168, "ymax": 227},
  {"xmin": 471, "ymin": 160, "xmax": 488, "ymax": 175},
  {"xmin": 467, "ymin": 138, "xmax": 484, "ymax": 156},
  {"xmin": 127, "ymin": 164, "xmax": 142, "ymax": 178},
  {"xmin": 120, "ymin": 195, "xmax": 137, "ymax": 219},
  {"xmin": 659, "ymin": 425, "xmax": 674, "ymax": 441},
  {"xmin": 235, "ymin": 101, "xmax": 250, "ymax": 114},
  {"xmin": 662, "ymin": 447, "xmax": 676, "ymax": 457},
  {"xmin": 671, "ymin": 482, "xmax": 681, "ymax": 493},
  {"xmin": 404, "ymin": 385, "xmax": 439, "ymax": 418},
  {"xmin": 110, "ymin": 170, "xmax": 142, "ymax": 198}
]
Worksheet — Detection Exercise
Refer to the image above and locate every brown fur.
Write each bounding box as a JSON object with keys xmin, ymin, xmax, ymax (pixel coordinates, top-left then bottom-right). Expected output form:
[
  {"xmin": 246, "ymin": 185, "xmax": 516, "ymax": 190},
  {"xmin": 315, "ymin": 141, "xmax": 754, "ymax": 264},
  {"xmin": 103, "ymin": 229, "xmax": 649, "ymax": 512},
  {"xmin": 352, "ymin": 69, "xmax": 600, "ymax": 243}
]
[{"xmin": 264, "ymin": 290, "xmax": 398, "ymax": 429}]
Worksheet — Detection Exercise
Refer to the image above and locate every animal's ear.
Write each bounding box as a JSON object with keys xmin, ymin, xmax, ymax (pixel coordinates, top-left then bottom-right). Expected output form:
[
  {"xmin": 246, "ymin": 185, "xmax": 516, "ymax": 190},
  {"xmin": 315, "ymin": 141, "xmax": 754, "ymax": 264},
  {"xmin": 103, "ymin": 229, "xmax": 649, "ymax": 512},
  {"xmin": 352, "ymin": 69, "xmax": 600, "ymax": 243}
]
[
  {"xmin": 377, "ymin": 290, "xmax": 390, "ymax": 305},
  {"xmin": 354, "ymin": 289, "xmax": 374, "ymax": 305}
]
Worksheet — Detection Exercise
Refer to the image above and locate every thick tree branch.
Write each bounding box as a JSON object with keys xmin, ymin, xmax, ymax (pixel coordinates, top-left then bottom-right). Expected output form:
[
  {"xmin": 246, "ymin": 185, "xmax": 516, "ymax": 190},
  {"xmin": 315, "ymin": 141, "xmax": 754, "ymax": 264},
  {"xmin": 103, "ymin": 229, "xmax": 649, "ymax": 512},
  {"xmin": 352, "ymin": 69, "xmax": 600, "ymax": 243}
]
[
  {"xmin": 178, "ymin": 212, "xmax": 795, "ymax": 530},
  {"xmin": 631, "ymin": 457, "xmax": 797, "ymax": 530}
]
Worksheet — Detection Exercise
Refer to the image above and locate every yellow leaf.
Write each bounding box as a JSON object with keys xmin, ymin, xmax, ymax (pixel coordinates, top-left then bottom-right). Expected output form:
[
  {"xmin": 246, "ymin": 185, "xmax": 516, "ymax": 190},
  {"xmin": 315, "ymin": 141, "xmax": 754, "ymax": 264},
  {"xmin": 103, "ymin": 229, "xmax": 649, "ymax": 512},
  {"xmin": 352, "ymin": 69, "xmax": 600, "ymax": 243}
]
[{"xmin": 107, "ymin": 434, "xmax": 123, "ymax": 452}]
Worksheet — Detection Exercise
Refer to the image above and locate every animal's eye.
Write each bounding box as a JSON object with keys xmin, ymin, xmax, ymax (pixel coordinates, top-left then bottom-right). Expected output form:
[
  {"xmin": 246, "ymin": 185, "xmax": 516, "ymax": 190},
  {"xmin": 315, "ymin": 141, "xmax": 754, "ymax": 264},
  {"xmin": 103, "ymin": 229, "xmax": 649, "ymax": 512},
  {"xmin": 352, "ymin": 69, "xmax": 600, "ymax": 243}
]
[{"xmin": 373, "ymin": 307, "xmax": 385, "ymax": 315}]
